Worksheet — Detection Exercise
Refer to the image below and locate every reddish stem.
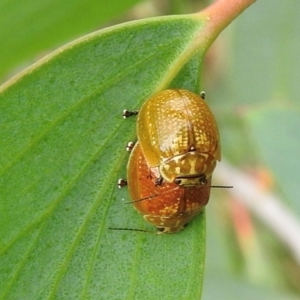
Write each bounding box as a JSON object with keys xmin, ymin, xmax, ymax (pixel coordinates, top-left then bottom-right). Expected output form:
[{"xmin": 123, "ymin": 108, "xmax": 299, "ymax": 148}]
[{"xmin": 195, "ymin": 0, "xmax": 256, "ymax": 50}]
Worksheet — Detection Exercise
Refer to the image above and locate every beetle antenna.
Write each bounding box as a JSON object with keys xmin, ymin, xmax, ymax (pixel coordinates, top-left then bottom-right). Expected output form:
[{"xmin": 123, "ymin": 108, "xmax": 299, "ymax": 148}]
[
  {"xmin": 210, "ymin": 185, "xmax": 233, "ymax": 188},
  {"xmin": 108, "ymin": 227, "xmax": 155, "ymax": 233},
  {"xmin": 124, "ymin": 185, "xmax": 233, "ymax": 204},
  {"xmin": 124, "ymin": 186, "xmax": 180, "ymax": 204}
]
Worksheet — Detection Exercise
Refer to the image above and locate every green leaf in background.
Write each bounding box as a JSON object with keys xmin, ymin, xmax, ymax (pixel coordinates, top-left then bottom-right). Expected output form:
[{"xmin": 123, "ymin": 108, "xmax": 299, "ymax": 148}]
[
  {"xmin": 210, "ymin": 0, "xmax": 300, "ymax": 215},
  {"xmin": 203, "ymin": 269, "xmax": 300, "ymax": 300},
  {"xmin": 204, "ymin": 197, "xmax": 300, "ymax": 300},
  {"xmin": 204, "ymin": 1, "xmax": 300, "ymax": 298},
  {"xmin": 246, "ymin": 106, "xmax": 300, "ymax": 215},
  {"xmin": 0, "ymin": 0, "xmax": 143, "ymax": 81},
  {"xmin": 0, "ymin": 16, "xmax": 208, "ymax": 299}
]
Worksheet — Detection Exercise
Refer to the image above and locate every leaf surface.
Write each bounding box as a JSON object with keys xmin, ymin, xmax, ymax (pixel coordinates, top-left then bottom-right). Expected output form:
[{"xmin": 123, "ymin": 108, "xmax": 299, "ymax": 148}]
[{"xmin": 0, "ymin": 15, "xmax": 208, "ymax": 299}]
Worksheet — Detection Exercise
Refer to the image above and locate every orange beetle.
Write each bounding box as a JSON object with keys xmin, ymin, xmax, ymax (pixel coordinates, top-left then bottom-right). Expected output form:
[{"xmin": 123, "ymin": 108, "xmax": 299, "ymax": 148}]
[
  {"xmin": 127, "ymin": 142, "xmax": 211, "ymax": 233},
  {"xmin": 137, "ymin": 89, "xmax": 220, "ymax": 186}
]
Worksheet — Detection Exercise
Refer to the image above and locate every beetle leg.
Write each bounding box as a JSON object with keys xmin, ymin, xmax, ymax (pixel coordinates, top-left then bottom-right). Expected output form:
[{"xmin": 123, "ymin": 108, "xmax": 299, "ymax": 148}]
[
  {"xmin": 117, "ymin": 178, "xmax": 128, "ymax": 188},
  {"xmin": 154, "ymin": 176, "xmax": 163, "ymax": 186},
  {"xmin": 126, "ymin": 141, "xmax": 135, "ymax": 152},
  {"xmin": 122, "ymin": 109, "xmax": 139, "ymax": 119}
]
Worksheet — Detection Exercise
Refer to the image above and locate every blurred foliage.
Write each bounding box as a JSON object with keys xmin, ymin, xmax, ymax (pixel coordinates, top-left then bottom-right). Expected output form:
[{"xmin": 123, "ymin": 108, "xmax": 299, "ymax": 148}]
[
  {"xmin": 203, "ymin": 0, "xmax": 300, "ymax": 299},
  {"xmin": 1, "ymin": 0, "xmax": 300, "ymax": 299},
  {"xmin": 0, "ymin": 0, "xmax": 143, "ymax": 82}
]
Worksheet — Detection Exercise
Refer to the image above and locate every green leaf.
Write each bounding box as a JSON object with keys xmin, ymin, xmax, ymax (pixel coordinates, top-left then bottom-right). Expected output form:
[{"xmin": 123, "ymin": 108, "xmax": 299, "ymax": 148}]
[
  {"xmin": 0, "ymin": 16, "xmax": 208, "ymax": 299},
  {"xmin": 203, "ymin": 270, "xmax": 299, "ymax": 300},
  {"xmin": 211, "ymin": 1, "xmax": 300, "ymax": 211},
  {"xmin": 246, "ymin": 106, "xmax": 300, "ymax": 214},
  {"xmin": 0, "ymin": 0, "xmax": 143, "ymax": 80},
  {"xmin": 205, "ymin": 1, "xmax": 300, "ymax": 296}
]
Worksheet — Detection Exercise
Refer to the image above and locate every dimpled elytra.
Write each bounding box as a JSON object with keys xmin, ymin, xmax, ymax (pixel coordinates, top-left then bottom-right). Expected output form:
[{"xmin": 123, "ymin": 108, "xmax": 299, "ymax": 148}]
[
  {"xmin": 137, "ymin": 89, "xmax": 221, "ymax": 186},
  {"xmin": 127, "ymin": 142, "xmax": 211, "ymax": 233}
]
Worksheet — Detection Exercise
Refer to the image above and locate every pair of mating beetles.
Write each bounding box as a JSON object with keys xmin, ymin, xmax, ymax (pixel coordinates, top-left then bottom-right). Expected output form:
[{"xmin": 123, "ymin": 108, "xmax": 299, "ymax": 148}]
[{"xmin": 117, "ymin": 89, "xmax": 221, "ymax": 234}]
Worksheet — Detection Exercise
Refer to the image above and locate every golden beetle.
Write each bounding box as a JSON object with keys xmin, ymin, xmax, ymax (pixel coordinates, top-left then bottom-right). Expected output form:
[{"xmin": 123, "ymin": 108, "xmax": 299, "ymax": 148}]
[
  {"xmin": 127, "ymin": 142, "xmax": 211, "ymax": 233},
  {"xmin": 137, "ymin": 89, "xmax": 220, "ymax": 186}
]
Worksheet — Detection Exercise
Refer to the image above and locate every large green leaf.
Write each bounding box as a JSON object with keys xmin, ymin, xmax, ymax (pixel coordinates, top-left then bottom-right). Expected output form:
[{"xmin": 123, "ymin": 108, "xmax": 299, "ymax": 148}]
[
  {"xmin": 0, "ymin": 16, "xmax": 208, "ymax": 299},
  {"xmin": 0, "ymin": 0, "xmax": 143, "ymax": 80}
]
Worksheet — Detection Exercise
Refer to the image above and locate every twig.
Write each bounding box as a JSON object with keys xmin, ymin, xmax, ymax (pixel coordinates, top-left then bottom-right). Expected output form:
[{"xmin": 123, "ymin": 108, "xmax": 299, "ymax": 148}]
[
  {"xmin": 214, "ymin": 160, "xmax": 300, "ymax": 265},
  {"xmin": 195, "ymin": 0, "xmax": 256, "ymax": 50}
]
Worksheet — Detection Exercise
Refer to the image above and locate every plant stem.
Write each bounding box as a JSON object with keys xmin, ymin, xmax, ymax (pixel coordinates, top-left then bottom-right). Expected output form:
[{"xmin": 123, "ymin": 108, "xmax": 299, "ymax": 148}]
[
  {"xmin": 195, "ymin": 0, "xmax": 256, "ymax": 50},
  {"xmin": 215, "ymin": 160, "xmax": 300, "ymax": 266}
]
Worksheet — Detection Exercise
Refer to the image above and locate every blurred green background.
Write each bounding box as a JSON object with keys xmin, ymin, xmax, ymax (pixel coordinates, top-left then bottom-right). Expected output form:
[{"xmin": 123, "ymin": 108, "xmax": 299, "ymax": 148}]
[
  {"xmin": 204, "ymin": 2, "xmax": 300, "ymax": 299},
  {"xmin": 1, "ymin": 0, "xmax": 300, "ymax": 299}
]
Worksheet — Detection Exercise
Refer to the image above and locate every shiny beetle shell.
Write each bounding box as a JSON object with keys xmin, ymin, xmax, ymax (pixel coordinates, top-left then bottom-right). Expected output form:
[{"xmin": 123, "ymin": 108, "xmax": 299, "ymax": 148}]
[
  {"xmin": 127, "ymin": 142, "xmax": 211, "ymax": 233},
  {"xmin": 137, "ymin": 89, "xmax": 220, "ymax": 186}
]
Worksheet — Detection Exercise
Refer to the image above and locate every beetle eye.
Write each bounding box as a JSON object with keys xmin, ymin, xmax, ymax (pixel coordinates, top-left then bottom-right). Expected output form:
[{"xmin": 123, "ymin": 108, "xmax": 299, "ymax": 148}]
[
  {"xmin": 174, "ymin": 178, "xmax": 182, "ymax": 185},
  {"xmin": 199, "ymin": 176, "xmax": 207, "ymax": 185}
]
